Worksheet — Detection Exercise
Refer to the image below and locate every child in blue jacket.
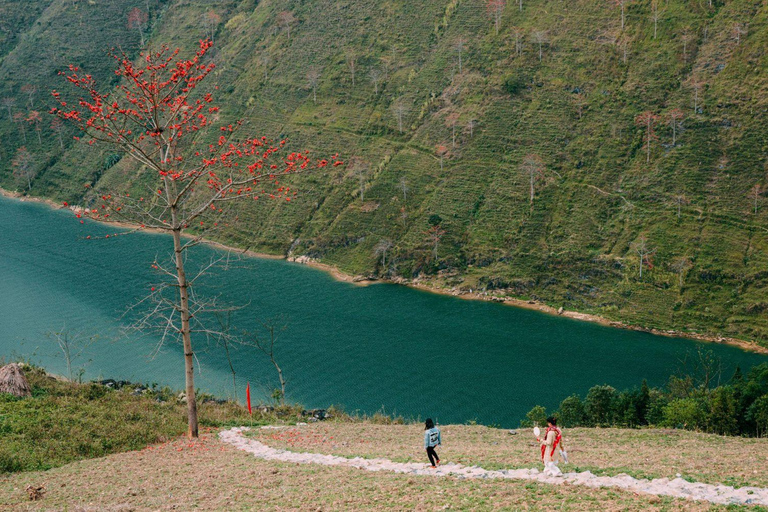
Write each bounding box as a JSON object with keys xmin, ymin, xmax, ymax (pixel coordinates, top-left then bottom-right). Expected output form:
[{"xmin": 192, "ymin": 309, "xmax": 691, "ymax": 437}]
[{"xmin": 424, "ymin": 418, "xmax": 441, "ymax": 468}]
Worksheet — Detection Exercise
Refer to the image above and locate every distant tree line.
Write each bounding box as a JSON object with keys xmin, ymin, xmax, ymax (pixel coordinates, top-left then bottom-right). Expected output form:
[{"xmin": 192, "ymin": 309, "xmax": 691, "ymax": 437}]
[{"xmin": 522, "ymin": 357, "xmax": 768, "ymax": 438}]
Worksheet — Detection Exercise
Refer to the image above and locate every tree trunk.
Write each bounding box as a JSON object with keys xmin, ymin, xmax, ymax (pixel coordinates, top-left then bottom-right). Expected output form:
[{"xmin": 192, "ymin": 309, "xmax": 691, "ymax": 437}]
[
  {"xmin": 275, "ymin": 361, "xmax": 286, "ymax": 405},
  {"xmin": 530, "ymin": 172, "xmax": 535, "ymax": 204},
  {"xmin": 171, "ymin": 216, "xmax": 198, "ymax": 439}
]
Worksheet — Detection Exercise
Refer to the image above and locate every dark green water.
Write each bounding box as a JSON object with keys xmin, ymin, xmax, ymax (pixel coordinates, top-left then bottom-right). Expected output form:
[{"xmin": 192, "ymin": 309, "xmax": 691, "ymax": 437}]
[{"xmin": 1, "ymin": 195, "xmax": 766, "ymax": 426}]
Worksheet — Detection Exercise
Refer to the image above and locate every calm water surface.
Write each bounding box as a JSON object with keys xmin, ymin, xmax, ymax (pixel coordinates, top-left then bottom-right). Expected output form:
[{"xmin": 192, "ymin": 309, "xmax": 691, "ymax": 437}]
[{"xmin": 1, "ymin": 195, "xmax": 766, "ymax": 426}]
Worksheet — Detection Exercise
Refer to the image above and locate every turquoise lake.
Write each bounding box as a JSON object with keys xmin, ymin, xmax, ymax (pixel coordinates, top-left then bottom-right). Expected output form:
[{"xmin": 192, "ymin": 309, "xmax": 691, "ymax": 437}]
[{"xmin": 1, "ymin": 195, "xmax": 766, "ymax": 427}]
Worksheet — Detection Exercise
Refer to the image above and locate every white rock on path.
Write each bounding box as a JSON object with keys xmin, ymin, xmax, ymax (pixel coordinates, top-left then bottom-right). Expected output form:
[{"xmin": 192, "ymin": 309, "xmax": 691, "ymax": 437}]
[{"xmin": 219, "ymin": 427, "xmax": 768, "ymax": 506}]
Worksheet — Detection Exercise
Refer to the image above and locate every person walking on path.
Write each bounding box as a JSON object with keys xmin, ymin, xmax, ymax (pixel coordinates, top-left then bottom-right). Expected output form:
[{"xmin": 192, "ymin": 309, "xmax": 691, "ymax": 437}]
[
  {"xmin": 424, "ymin": 418, "xmax": 441, "ymax": 468},
  {"xmin": 538, "ymin": 416, "xmax": 565, "ymax": 476}
]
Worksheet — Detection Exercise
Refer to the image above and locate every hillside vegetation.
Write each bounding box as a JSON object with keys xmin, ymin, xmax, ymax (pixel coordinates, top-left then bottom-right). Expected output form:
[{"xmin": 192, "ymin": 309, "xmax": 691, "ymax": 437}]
[{"xmin": 1, "ymin": 0, "xmax": 768, "ymax": 345}]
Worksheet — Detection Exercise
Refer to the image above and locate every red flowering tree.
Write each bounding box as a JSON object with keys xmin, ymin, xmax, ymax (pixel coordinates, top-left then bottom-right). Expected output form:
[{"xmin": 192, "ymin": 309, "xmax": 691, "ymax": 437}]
[
  {"xmin": 51, "ymin": 40, "xmax": 339, "ymax": 438},
  {"xmin": 635, "ymin": 111, "xmax": 660, "ymax": 163}
]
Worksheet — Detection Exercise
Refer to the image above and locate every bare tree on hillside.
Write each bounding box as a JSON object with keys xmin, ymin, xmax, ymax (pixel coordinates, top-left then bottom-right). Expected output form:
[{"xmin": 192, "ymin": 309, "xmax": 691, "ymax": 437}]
[
  {"xmin": 454, "ymin": 38, "xmax": 465, "ymax": 74},
  {"xmin": 12, "ymin": 146, "xmax": 35, "ymax": 191},
  {"xmin": 512, "ymin": 27, "xmax": 524, "ymax": 56},
  {"xmin": 635, "ymin": 111, "xmax": 660, "ymax": 163},
  {"xmin": 672, "ymin": 193, "xmax": 689, "ymax": 219},
  {"xmin": 689, "ymin": 77, "xmax": 704, "ymax": 114},
  {"xmin": 732, "ymin": 23, "xmax": 747, "ymax": 45},
  {"xmin": 425, "ymin": 224, "xmax": 446, "ymax": 261},
  {"xmin": 670, "ymin": 257, "xmax": 692, "ymax": 288},
  {"xmin": 748, "ymin": 184, "xmax": 763, "ymax": 215},
  {"xmin": 521, "ymin": 153, "xmax": 545, "ymax": 205},
  {"xmin": 399, "ymin": 176, "xmax": 409, "ymax": 203},
  {"xmin": 574, "ymin": 92, "xmax": 587, "ymax": 120},
  {"xmin": 487, "ymin": 0, "xmax": 506, "ymax": 35},
  {"xmin": 13, "ymin": 112, "xmax": 27, "ymax": 143},
  {"xmin": 51, "ymin": 117, "xmax": 65, "ymax": 149},
  {"xmin": 346, "ymin": 51, "xmax": 357, "ymax": 86},
  {"xmin": 258, "ymin": 53, "xmax": 271, "ymax": 81},
  {"xmin": 47, "ymin": 327, "xmax": 97, "ymax": 382},
  {"xmin": 127, "ymin": 7, "xmax": 149, "ymax": 47},
  {"xmin": 27, "ymin": 111, "xmax": 43, "ymax": 144},
  {"xmin": 611, "ymin": 0, "xmax": 631, "ymax": 31},
  {"xmin": 466, "ymin": 119, "xmax": 478, "ymax": 138},
  {"xmin": 666, "ymin": 108, "xmax": 684, "ymax": 146},
  {"xmin": 374, "ymin": 239, "xmax": 394, "ymax": 271},
  {"xmin": 277, "ymin": 11, "xmax": 297, "ymax": 39},
  {"xmin": 21, "ymin": 84, "xmax": 36, "ymax": 108},
  {"xmin": 392, "ymin": 99, "xmax": 408, "ymax": 133},
  {"xmin": 446, "ymin": 112, "xmax": 460, "ymax": 148},
  {"xmin": 532, "ymin": 30, "xmax": 547, "ymax": 62},
  {"xmin": 369, "ymin": 68, "xmax": 382, "ymax": 94},
  {"xmin": 436, "ymin": 144, "xmax": 449, "ymax": 171},
  {"xmin": 652, "ymin": 1, "xmax": 662, "ymax": 39},
  {"xmin": 307, "ymin": 67, "xmax": 321, "ymax": 103},
  {"xmin": 632, "ymin": 235, "xmax": 655, "ymax": 279},
  {"xmin": 681, "ymin": 32, "xmax": 691, "ymax": 61},
  {"xmin": 246, "ymin": 318, "xmax": 289, "ymax": 405},
  {"xmin": 202, "ymin": 10, "xmax": 222, "ymax": 45},
  {"xmin": 2, "ymin": 97, "xmax": 15, "ymax": 118},
  {"xmin": 350, "ymin": 158, "xmax": 369, "ymax": 201}
]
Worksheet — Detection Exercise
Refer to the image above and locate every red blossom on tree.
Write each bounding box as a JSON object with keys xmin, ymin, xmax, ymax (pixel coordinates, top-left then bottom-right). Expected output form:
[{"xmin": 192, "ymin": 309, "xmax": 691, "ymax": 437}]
[
  {"xmin": 51, "ymin": 40, "xmax": 339, "ymax": 439},
  {"xmin": 635, "ymin": 111, "xmax": 660, "ymax": 163}
]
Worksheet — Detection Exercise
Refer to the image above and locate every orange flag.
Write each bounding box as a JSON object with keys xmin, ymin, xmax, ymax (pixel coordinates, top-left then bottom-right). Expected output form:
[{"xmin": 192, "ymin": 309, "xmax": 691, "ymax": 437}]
[{"xmin": 246, "ymin": 382, "xmax": 252, "ymax": 415}]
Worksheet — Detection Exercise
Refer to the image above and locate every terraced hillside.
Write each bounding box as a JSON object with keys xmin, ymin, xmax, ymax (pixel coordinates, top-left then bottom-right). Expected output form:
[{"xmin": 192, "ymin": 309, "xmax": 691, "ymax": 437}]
[{"xmin": 1, "ymin": 0, "xmax": 767, "ymax": 344}]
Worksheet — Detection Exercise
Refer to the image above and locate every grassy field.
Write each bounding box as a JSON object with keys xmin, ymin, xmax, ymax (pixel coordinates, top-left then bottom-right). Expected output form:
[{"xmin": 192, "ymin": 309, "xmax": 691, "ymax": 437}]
[
  {"xmin": 247, "ymin": 422, "xmax": 768, "ymax": 489},
  {"xmin": 2, "ymin": 370, "xmax": 767, "ymax": 509},
  {"xmin": 1, "ymin": 0, "xmax": 768, "ymax": 346},
  {"xmin": 2, "ymin": 424, "xmax": 768, "ymax": 510}
]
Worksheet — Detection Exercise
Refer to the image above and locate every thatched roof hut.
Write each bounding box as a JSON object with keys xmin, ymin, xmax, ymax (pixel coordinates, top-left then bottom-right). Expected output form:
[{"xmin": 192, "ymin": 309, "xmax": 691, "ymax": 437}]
[{"xmin": 0, "ymin": 363, "xmax": 32, "ymax": 397}]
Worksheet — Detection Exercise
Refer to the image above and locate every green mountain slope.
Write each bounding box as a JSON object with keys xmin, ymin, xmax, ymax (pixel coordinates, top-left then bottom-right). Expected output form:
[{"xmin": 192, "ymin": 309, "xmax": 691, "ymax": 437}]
[{"xmin": 1, "ymin": 0, "xmax": 767, "ymax": 345}]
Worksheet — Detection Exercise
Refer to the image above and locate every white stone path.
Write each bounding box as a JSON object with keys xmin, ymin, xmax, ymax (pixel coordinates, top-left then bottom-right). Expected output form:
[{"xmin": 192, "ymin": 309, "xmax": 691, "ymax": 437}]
[{"xmin": 220, "ymin": 427, "xmax": 768, "ymax": 507}]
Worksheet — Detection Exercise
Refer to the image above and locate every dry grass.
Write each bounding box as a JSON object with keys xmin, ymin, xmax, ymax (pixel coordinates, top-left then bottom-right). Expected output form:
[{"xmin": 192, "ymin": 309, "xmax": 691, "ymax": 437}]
[
  {"xmin": 0, "ymin": 428, "xmax": 732, "ymax": 511},
  {"xmin": 248, "ymin": 423, "xmax": 768, "ymax": 489}
]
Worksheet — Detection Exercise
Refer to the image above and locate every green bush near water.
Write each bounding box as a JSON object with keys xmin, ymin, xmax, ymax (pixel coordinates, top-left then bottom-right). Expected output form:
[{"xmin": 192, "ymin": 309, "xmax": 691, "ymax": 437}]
[{"xmin": 524, "ymin": 361, "xmax": 768, "ymax": 437}]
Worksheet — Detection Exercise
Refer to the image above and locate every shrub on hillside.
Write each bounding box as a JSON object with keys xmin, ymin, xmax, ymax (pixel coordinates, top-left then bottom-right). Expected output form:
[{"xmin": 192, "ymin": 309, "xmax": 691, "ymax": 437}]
[{"xmin": 584, "ymin": 385, "xmax": 617, "ymax": 427}]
